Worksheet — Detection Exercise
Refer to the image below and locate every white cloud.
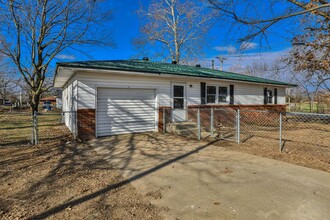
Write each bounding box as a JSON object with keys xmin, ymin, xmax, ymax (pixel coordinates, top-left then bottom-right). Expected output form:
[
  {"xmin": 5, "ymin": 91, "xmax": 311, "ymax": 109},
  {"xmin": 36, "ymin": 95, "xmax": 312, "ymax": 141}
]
[
  {"xmin": 240, "ymin": 42, "xmax": 258, "ymax": 51},
  {"xmin": 198, "ymin": 48, "xmax": 291, "ymax": 72},
  {"xmin": 57, "ymin": 54, "xmax": 76, "ymax": 60},
  {"xmin": 214, "ymin": 45, "xmax": 237, "ymax": 54}
]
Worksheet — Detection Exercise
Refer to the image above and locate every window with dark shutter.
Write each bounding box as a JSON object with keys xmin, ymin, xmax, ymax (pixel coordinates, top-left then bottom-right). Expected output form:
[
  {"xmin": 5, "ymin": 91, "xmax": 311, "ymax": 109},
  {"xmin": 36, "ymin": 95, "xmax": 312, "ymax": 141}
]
[
  {"xmin": 201, "ymin": 82, "xmax": 206, "ymax": 104},
  {"xmin": 264, "ymin": 88, "xmax": 267, "ymax": 105},
  {"xmin": 266, "ymin": 90, "xmax": 273, "ymax": 104},
  {"xmin": 230, "ymin": 85, "xmax": 234, "ymax": 105},
  {"xmin": 206, "ymin": 86, "xmax": 216, "ymax": 103}
]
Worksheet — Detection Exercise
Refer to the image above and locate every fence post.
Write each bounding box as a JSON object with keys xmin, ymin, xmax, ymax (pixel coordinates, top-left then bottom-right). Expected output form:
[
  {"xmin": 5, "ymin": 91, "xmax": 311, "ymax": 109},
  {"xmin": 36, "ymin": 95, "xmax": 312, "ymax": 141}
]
[
  {"xmin": 31, "ymin": 113, "xmax": 35, "ymax": 145},
  {"xmin": 34, "ymin": 111, "xmax": 38, "ymax": 145},
  {"xmin": 61, "ymin": 112, "xmax": 65, "ymax": 123},
  {"xmin": 163, "ymin": 108, "xmax": 166, "ymax": 133},
  {"xmin": 236, "ymin": 109, "xmax": 240, "ymax": 144},
  {"xmin": 73, "ymin": 111, "xmax": 77, "ymax": 140},
  {"xmin": 279, "ymin": 112, "xmax": 282, "ymax": 152},
  {"xmin": 210, "ymin": 108, "xmax": 214, "ymax": 135},
  {"xmin": 197, "ymin": 108, "xmax": 201, "ymax": 140}
]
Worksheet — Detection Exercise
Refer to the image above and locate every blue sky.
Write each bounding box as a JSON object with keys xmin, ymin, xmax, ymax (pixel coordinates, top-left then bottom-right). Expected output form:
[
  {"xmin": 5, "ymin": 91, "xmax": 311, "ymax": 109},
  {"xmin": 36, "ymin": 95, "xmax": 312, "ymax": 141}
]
[{"xmin": 55, "ymin": 0, "xmax": 294, "ymax": 72}]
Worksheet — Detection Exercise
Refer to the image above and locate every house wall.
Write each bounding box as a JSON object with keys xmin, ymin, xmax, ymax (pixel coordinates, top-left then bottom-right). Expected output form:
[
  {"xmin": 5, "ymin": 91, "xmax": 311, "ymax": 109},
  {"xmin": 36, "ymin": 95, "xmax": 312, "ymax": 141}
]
[
  {"xmin": 59, "ymin": 70, "xmax": 288, "ymax": 138},
  {"xmin": 76, "ymin": 71, "xmax": 287, "ymax": 109},
  {"xmin": 62, "ymin": 75, "xmax": 77, "ymax": 135}
]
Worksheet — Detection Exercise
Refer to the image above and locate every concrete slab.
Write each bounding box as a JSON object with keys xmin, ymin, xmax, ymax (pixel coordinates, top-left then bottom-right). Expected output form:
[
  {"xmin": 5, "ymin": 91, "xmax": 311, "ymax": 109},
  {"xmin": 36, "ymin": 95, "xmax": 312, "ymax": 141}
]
[{"xmin": 89, "ymin": 132, "xmax": 330, "ymax": 220}]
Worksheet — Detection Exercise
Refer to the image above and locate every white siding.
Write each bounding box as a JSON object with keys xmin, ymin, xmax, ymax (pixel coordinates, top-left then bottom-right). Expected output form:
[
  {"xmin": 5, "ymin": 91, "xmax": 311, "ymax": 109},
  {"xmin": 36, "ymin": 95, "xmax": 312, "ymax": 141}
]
[
  {"xmin": 62, "ymin": 75, "xmax": 77, "ymax": 134},
  {"xmin": 235, "ymin": 82, "xmax": 264, "ymax": 105},
  {"xmin": 77, "ymin": 71, "xmax": 172, "ymax": 109},
  {"xmin": 76, "ymin": 71, "xmax": 287, "ymax": 110}
]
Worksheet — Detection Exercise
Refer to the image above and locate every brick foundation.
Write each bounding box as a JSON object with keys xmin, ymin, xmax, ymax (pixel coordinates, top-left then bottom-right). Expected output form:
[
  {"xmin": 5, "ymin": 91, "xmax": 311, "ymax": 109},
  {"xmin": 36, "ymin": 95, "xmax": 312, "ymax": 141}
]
[
  {"xmin": 187, "ymin": 104, "xmax": 287, "ymax": 112},
  {"xmin": 158, "ymin": 106, "xmax": 172, "ymax": 133},
  {"xmin": 158, "ymin": 104, "xmax": 287, "ymax": 133},
  {"xmin": 77, "ymin": 109, "xmax": 96, "ymax": 140}
]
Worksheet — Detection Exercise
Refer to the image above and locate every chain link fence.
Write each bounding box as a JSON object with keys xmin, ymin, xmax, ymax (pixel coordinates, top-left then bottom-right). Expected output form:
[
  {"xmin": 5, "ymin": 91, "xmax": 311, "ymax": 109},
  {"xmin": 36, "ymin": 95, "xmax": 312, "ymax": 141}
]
[
  {"xmin": 0, "ymin": 110, "xmax": 69, "ymax": 147},
  {"xmin": 163, "ymin": 108, "xmax": 330, "ymax": 151}
]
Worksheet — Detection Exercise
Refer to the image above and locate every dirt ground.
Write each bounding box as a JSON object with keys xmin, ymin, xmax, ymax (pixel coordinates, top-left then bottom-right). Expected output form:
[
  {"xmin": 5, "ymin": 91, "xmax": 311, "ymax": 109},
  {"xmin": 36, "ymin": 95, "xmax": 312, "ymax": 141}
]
[
  {"xmin": 0, "ymin": 119, "xmax": 163, "ymax": 219},
  {"xmin": 222, "ymin": 136, "xmax": 330, "ymax": 172},
  {"xmin": 200, "ymin": 119, "xmax": 330, "ymax": 172},
  {"xmin": 227, "ymin": 122, "xmax": 330, "ymax": 172}
]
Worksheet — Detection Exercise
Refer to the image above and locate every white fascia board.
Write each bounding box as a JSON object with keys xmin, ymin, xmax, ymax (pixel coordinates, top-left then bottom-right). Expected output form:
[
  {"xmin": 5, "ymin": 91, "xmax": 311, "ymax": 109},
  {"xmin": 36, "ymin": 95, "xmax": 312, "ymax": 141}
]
[{"xmin": 72, "ymin": 67, "xmax": 291, "ymax": 88}]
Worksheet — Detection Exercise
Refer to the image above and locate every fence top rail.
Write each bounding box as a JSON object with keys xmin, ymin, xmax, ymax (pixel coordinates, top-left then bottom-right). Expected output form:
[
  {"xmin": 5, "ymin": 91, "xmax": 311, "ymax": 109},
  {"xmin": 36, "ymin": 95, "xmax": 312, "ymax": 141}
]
[
  {"xmin": 213, "ymin": 108, "xmax": 237, "ymax": 112},
  {"xmin": 286, "ymin": 111, "xmax": 330, "ymax": 117},
  {"xmin": 239, "ymin": 109, "xmax": 280, "ymax": 113}
]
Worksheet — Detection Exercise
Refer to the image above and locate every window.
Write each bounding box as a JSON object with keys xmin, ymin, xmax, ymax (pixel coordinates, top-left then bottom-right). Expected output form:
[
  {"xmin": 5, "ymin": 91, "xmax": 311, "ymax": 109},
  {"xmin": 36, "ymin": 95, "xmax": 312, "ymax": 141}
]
[
  {"xmin": 207, "ymin": 86, "xmax": 216, "ymax": 103},
  {"xmin": 218, "ymin": 87, "xmax": 228, "ymax": 103},
  {"xmin": 266, "ymin": 90, "xmax": 273, "ymax": 104},
  {"xmin": 173, "ymin": 85, "xmax": 184, "ymax": 109}
]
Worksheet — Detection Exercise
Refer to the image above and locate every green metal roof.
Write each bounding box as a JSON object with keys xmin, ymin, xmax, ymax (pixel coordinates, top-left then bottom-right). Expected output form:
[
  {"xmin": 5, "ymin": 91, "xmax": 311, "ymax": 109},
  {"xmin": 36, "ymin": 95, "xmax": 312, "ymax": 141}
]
[{"xmin": 56, "ymin": 60, "xmax": 296, "ymax": 87}]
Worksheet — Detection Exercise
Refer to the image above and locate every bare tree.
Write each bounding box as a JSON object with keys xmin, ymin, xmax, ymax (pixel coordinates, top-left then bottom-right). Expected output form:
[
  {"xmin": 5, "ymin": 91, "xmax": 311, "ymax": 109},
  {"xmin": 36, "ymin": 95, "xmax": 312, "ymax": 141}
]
[
  {"xmin": 208, "ymin": 0, "xmax": 330, "ymax": 74},
  {"xmin": 0, "ymin": 0, "xmax": 114, "ymax": 113},
  {"xmin": 135, "ymin": 0, "xmax": 217, "ymax": 63},
  {"xmin": 0, "ymin": 70, "xmax": 15, "ymax": 104}
]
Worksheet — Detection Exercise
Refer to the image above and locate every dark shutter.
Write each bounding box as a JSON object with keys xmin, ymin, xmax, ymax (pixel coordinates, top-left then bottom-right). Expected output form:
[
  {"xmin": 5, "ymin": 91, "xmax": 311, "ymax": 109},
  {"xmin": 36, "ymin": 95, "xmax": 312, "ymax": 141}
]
[
  {"xmin": 230, "ymin": 85, "xmax": 234, "ymax": 105},
  {"xmin": 264, "ymin": 88, "xmax": 267, "ymax": 104},
  {"xmin": 274, "ymin": 88, "xmax": 278, "ymax": 104},
  {"xmin": 201, "ymin": 82, "xmax": 206, "ymax": 104}
]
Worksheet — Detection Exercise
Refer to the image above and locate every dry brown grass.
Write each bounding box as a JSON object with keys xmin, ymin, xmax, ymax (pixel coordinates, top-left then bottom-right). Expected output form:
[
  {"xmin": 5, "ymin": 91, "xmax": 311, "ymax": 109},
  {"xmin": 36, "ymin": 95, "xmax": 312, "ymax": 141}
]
[
  {"xmin": 0, "ymin": 112, "xmax": 162, "ymax": 219},
  {"xmin": 0, "ymin": 111, "xmax": 68, "ymax": 147}
]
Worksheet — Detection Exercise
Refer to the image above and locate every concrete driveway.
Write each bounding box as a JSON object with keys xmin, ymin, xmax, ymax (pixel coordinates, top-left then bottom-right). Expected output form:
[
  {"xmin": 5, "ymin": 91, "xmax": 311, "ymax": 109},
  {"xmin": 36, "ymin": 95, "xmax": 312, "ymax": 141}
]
[{"xmin": 89, "ymin": 132, "xmax": 330, "ymax": 220}]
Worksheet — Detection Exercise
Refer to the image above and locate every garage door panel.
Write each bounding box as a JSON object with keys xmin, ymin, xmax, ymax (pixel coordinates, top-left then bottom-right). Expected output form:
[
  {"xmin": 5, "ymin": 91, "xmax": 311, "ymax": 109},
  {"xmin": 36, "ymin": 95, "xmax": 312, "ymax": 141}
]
[
  {"xmin": 98, "ymin": 89, "xmax": 155, "ymax": 100},
  {"xmin": 97, "ymin": 110, "xmax": 155, "ymax": 116},
  {"xmin": 97, "ymin": 88, "xmax": 156, "ymax": 136},
  {"xmin": 97, "ymin": 118, "xmax": 155, "ymax": 125},
  {"xmin": 97, "ymin": 127, "xmax": 154, "ymax": 137},
  {"xmin": 97, "ymin": 123, "xmax": 155, "ymax": 130}
]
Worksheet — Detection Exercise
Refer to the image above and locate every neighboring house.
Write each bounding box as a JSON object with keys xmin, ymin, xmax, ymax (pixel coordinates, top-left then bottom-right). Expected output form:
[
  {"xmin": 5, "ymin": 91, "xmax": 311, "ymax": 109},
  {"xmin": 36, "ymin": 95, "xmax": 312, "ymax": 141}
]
[
  {"xmin": 54, "ymin": 59, "xmax": 296, "ymax": 139},
  {"xmin": 40, "ymin": 96, "xmax": 57, "ymax": 108}
]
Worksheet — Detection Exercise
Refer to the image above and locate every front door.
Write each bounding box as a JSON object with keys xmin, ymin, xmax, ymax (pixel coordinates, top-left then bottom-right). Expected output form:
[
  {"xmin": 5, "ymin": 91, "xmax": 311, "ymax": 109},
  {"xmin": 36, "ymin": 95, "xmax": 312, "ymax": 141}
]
[{"xmin": 172, "ymin": 84, "xmax": 186, "ymax": 122}]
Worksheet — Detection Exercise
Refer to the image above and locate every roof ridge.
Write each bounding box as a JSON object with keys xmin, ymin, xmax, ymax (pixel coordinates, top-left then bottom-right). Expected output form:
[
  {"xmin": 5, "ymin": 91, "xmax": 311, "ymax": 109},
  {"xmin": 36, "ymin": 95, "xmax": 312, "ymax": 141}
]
[{"xmin": 56, "ymin": 60, "xmax": 296, "ymax": 87}]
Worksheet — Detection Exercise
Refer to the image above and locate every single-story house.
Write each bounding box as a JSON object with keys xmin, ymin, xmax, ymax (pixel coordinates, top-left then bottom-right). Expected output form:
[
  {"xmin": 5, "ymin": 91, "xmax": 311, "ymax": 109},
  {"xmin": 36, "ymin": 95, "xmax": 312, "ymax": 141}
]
[
  {"xmin": 53, "ymin": 59, "xmax": 296, "ymax": 140},
  {"xmin": 40, "ymin": 96, "xmax": 57, "ymax": 107}
]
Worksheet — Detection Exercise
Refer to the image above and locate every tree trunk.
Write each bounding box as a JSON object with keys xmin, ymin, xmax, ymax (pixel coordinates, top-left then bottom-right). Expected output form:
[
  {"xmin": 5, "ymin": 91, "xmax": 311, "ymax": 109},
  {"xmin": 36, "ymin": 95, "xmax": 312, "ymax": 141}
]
[{"xmin": 30, "ymin": 92, "xmax": 40, "ymax": 114}]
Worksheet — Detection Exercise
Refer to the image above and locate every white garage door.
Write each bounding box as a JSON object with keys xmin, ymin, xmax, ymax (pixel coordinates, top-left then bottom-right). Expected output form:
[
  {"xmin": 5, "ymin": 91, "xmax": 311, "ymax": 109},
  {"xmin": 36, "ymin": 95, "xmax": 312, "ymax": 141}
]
[{"xmin": 97, "ymin": 88, "xmax": 156, "ymax": 137}]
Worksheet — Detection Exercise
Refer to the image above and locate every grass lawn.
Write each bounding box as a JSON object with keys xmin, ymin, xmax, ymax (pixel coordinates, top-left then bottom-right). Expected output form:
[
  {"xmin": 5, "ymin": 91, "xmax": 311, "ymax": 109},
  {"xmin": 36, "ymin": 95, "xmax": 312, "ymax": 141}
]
[
  {"xmin": 0, "ymin": 111, "xmax": 68, "ymax": 147},
  {"xmin": 288, "ymin": 102, "xmax": 329, "ymax": 113}
]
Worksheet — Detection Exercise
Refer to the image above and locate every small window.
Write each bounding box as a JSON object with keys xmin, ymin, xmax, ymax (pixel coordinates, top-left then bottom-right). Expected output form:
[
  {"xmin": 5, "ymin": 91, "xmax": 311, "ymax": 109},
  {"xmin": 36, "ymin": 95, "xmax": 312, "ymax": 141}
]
[
  {"xmin": 218, "ymin": 87, "xmax": 228, "ymax": 103},
  {"xmin": 174, "ymin": 85, "xmax": 184, "ymax": 98},
  {"xmin": 207, "ymin": 86, "xmax": 216, "ymax": 103},
  {"xmin": 173, "ymin": 85, "xmax": 184, "ymax": 109},
  {"xmin": 266, "ymin": 90, "xmax": 273, "ymax": 104}
]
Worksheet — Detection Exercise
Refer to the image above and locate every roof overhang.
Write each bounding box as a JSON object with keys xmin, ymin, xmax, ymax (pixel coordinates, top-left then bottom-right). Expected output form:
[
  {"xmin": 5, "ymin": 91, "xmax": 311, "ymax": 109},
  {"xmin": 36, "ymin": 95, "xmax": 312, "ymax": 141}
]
[
  {"xmin": 53, "ymin": 66, "xmax": 76, "ymax": 88},
  {"xmin": 54, "ymin": 65, "xmax": 297, "ymax": 88}
]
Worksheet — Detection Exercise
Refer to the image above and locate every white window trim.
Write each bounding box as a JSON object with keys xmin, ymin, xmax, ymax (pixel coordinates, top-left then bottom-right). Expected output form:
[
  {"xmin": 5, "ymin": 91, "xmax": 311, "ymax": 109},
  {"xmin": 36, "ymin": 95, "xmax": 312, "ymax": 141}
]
[
  {"xmin": 171, "ymin": 82, "xmax": 187, "ymax": 109},
  {"xmin": 206, "ymin": 84, "xmax": 230, "ymax": 105},
  {"xmin": 206, "ymin": 85, "xmax": 217, "ymax": 104},
  {"xmin": 266, "ymin": 89, "xmax": 274, "ymax": 104}
]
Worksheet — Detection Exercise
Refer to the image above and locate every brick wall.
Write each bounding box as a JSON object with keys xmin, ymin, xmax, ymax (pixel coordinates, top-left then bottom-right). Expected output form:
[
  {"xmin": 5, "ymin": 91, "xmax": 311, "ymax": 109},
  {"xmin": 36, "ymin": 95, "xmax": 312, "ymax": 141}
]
[
  {"xmin": 158, "ymin": 106, "xmax": 172, "ymax": 133},
  {"xmin": 159, "ymin": 104, "xmax": 286, "ymax": 133},
  {"xmin": 187, "ymin": 104, "xmax": 287, "ymax": 112},
  {"xmin": 77, "ymin": 109, "xmax": 95, "ymax": 140}
]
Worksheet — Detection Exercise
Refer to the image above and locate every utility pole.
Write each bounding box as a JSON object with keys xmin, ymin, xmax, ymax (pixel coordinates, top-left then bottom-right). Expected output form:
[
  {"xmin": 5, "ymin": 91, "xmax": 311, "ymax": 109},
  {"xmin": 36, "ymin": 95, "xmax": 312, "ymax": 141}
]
[{"xmin": 216, "ymin": 56, "xmax": 227, "ymax": 71}]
